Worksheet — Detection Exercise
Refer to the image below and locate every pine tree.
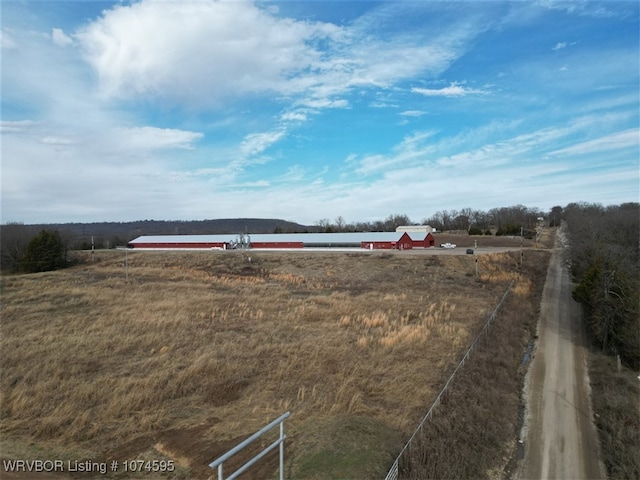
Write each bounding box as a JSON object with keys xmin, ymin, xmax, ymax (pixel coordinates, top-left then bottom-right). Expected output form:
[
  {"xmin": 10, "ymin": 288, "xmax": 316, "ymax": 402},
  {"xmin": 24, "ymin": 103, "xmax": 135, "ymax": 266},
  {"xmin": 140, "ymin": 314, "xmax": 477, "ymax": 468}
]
[{"xmin": 22, "ymin": 230, "xmax": 67, "ymax": 273}]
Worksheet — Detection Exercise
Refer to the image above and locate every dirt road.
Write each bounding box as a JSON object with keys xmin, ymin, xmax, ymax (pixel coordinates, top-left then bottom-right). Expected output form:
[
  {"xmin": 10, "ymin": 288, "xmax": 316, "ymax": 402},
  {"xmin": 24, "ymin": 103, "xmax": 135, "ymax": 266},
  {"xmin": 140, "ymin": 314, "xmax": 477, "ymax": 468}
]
[{"xmin": 516, "ymin": 227, "xmax": 605, "ymax": 480}]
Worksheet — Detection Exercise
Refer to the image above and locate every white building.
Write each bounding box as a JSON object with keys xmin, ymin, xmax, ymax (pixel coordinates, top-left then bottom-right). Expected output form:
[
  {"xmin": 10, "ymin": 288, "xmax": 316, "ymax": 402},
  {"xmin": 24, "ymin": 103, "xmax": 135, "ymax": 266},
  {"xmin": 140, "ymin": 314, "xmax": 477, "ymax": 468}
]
[{"xmin": 395, "ymin": 225, "xmax": 435, "ymax": 234}]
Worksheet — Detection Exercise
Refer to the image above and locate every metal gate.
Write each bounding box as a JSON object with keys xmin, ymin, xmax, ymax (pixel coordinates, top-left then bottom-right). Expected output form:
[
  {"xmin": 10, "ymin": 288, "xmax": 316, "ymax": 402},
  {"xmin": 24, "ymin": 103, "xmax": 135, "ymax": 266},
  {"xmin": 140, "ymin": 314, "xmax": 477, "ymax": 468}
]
[{"xmin": 209, "ymin": 411, "xmax": 290, "ymax": 480}]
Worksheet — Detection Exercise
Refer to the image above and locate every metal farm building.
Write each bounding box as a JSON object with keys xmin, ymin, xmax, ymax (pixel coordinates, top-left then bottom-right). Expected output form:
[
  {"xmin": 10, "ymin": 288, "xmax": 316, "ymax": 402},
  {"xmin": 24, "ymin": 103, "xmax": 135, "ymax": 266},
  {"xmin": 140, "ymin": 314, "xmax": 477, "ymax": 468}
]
[{"xmin": 127, "ymin": 231, "xmax": 434, "ymax": 251}]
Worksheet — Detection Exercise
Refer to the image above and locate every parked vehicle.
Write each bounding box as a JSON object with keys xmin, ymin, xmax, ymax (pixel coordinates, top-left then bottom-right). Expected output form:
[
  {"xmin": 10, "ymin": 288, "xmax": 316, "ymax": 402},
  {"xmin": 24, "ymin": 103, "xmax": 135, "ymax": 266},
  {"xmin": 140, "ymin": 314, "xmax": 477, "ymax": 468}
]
[{"xmin": 439, "ymin": 243, "xmax": 456, "ymax": 249}]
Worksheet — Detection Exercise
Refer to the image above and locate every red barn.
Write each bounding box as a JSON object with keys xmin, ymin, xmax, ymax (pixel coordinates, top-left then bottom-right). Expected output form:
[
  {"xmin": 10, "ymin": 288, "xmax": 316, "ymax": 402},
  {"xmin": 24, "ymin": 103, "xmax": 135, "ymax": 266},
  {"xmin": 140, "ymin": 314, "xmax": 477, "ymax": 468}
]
[
  {"xmin": 407, "ymin": 232, "xmax": 436, "ymax": 248},
  {"xmin": 361, "ymin": 232, "xmax": 413, "ymax": 250}
]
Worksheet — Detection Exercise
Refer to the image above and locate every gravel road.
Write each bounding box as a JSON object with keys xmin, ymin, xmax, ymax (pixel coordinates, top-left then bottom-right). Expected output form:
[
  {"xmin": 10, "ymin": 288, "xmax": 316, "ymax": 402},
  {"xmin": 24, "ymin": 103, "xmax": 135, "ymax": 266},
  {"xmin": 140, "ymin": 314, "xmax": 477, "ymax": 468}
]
[{"xmin": 515, "ymin": 227, "xmax": 605, "ymax": 479}]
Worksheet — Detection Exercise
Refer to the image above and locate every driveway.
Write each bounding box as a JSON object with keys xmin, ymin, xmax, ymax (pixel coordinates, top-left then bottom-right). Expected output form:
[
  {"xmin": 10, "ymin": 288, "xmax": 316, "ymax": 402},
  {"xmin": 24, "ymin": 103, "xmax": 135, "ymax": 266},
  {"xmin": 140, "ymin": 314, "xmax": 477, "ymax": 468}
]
[{"xmin": 515, "ymin": 226, "xmax": 605, "ymax": 479}]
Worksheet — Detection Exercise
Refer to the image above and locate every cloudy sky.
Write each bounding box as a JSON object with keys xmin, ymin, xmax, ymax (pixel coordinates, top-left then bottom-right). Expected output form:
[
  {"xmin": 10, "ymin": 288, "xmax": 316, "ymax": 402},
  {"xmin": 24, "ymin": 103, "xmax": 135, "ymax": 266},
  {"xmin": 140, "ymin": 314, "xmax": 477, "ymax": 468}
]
[{"xmin": 1, "ymin": 0, "xmax": 638, "ymax": 225}]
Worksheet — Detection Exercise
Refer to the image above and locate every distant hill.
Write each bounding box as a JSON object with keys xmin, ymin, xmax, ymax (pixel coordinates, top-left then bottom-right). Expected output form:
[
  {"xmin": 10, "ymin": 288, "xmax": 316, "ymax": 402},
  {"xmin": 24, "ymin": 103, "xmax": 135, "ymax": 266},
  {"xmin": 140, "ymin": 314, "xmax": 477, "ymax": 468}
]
[{"xmin": 21, "ymin": 218, "xmax": 318, "ymax": 247}]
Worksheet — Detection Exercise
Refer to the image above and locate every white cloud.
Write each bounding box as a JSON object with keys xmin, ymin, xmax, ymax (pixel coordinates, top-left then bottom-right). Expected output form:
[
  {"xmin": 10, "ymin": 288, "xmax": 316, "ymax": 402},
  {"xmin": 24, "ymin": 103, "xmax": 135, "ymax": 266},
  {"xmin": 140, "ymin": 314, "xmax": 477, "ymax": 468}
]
[
  {"xmin": 298, "ymin": 98, "xmax": 350, "ymax": 109},
  {"xmin": 73, "ymin": 0, "xmax": 490, "ymax": 112},
  {"xmin": 355, "ymin": 130, "xmax": 439, "ymax": 175},
  {"xmin": 40, "ymin": 136, "xmax": 74, "ymax": 145},
  {"xmin": 538, "ymin": 1, "xmax": 627, "ymax": 19},
  {"xmin": 400, "ymin": 110, "xmax": 426, "ymax": 117},
  {"xmin": 281, "ymin": 111, "xmax": 308, "ymax": 122},
  {"xmin": 0, "ymin": 120, "xmax": 39, "ymax": 133},
  {"xmin": 278, "ymin": 165, "xmax": 306, "ymax": 183},
  {"xmin": 354, "ymin": 118, "xmax": 625, "ymax": 178},
  {"xmin": 549, "ymin": 129, "xmax": 639, "ymax": 156},
  {"xmin": 345, "ymin": 42, "xmax": 459, "ymax": 89},
  {"xmin": 348, "ymin": 1, "xmax": 495, "ymax": 84},
  {"xmin": 51, "ymin": 28, "xmax": 73, "ymax": 47},
  {"xmin": 552, "ymin": 40, "xmax": 579, "ymax": 51},
  {"xmin": 1, "ymin": 29, "xmax": 17, "ymax": 49},
  {"xmin": 397, "ymin": 130, "xmax": 438, "ymax": 150},
  {"xmin": 240, "ymin": 130, "xmax": 286, "ymax": 157},
  {"xmin": 412, "ymin": 82, "xmax": 488, "ymax": 97},
  {"xmin": 370, "ymin": 101, "xmax": 399, "ymax": 109},
  {"xmin": 115, "ymin": 126, "xmax": 203, "ymax": 151},
  {"xmin": 75, "ymin": 0, "xmax": 344, "ymax": 104}
]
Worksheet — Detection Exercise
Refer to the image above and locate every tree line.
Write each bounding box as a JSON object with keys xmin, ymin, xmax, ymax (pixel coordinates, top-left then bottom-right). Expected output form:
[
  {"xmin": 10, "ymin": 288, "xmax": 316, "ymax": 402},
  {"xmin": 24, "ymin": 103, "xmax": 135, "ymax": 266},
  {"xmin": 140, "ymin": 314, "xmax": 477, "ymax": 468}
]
[
  {"xmin": 314, "ymin": 214, "xmax": 413, "ymax": 233},
  {"xmin": 0, "ymin": 219, "xmax": 311, "ymax": 273},
  {"xmin": 0, "ymin": 205, "xmax": 558, "ymax": 272},
  {"xmin": 563, "ymin": 202, "xmax": 639, "ymax": 369},
  {"xmin": 315, "ymin": 205, "xmax": 549, "ymax": 236},
  {"xmin": 1, "ymin": 226, "xmax": 69, "ymax": 273}
]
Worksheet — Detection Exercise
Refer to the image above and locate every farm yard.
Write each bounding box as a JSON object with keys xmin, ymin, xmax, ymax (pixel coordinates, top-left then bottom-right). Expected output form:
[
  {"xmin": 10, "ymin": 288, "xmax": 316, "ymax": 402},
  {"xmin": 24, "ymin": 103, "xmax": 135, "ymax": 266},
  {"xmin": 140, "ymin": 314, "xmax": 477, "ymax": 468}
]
[{"xmin": 0, "ymin": 237, "xmax": 551, "ymax": 479}]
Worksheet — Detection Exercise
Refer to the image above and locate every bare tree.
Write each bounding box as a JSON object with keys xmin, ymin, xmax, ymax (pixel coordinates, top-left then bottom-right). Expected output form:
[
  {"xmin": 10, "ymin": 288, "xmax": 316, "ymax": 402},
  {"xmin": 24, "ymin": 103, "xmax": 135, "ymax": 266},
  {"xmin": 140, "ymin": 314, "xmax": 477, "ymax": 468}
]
[
  {"xmin": 0, "ymin": 222, "xmax": 36, "ymax": 272},
  {"xmin": 565, "ymin": 202, "xmax": 639, "ymax": 368}
]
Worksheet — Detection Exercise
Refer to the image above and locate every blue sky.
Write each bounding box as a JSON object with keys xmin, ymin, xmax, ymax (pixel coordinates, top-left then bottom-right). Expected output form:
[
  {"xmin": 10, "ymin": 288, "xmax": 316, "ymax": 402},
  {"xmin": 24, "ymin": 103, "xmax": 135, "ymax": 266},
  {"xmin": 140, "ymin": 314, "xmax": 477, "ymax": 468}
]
[{"xmin": 1, "ymin": 0, "xmax": 638, "ymax": 225}]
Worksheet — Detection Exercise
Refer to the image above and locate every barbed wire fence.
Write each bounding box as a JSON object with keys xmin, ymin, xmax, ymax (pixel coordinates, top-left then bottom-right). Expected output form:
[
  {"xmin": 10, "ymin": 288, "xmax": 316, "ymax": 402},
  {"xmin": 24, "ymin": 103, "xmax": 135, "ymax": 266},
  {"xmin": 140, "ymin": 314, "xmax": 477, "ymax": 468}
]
[{"xmin": 384, "ymin": 280, "xmax": 515, "ymax": 480}]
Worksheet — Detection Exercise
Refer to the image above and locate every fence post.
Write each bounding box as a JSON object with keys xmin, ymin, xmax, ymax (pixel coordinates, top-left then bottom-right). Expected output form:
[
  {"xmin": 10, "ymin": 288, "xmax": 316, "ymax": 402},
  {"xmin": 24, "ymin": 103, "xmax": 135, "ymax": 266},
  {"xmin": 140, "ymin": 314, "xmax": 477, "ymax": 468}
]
[{"xmin": 279, "ymin": 419, "xmax": 285, "ymax": 480}]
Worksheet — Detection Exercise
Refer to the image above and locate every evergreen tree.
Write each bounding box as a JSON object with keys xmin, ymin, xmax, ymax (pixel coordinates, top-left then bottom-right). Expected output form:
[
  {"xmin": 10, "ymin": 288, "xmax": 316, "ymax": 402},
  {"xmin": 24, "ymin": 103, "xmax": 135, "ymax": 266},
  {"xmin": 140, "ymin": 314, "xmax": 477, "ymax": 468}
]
[{"xmin": 22, "ymin": 230, "xmax": 67, "ymax": 273}]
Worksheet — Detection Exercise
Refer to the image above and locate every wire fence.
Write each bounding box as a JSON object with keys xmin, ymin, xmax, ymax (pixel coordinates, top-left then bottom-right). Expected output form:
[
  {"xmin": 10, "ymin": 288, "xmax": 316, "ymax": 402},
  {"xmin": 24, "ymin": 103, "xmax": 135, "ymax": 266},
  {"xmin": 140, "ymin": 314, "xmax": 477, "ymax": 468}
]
[{"xmin": 384, "ymin": 280, "xmax": 515, "ymax": 480}]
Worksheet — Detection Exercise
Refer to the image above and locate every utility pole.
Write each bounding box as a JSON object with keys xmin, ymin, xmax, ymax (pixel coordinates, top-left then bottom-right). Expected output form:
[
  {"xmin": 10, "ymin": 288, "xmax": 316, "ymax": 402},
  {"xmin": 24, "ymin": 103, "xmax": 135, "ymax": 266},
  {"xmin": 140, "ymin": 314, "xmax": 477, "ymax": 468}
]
[
  {"xmin": 520, "ymin": 226, "xmax": 524, "ymax": 266},
  {"xmin": 474, "ymin": 239, "xmax": 479, "ymax": 278}
]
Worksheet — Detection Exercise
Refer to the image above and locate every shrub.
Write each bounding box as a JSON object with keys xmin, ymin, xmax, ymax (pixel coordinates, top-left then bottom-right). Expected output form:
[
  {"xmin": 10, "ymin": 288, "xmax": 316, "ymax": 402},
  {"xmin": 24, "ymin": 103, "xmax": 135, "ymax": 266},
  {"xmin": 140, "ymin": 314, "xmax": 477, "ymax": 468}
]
[{"xmin": 496, "ymin": 224, "xmax": 521, "ymax": 236}]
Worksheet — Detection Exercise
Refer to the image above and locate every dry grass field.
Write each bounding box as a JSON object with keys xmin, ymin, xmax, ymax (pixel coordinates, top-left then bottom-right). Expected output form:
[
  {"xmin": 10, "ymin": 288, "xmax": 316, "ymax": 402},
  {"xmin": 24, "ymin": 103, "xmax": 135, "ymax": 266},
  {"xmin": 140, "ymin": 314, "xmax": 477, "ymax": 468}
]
[{"xmin": 0, "ymin": 242, "xmax": 549, "ymax": 479}]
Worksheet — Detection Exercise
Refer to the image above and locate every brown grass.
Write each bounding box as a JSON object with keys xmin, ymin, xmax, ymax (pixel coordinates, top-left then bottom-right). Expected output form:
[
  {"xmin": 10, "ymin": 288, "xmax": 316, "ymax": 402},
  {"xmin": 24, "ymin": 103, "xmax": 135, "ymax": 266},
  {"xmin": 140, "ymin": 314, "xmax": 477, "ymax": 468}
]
[
  {"xmin": 401, "ymin": 250, "xmax": 550, "ymax": 479},
  {"xmin": 1, "ymin": 249, "xmax": 544, "ymax": 479}
]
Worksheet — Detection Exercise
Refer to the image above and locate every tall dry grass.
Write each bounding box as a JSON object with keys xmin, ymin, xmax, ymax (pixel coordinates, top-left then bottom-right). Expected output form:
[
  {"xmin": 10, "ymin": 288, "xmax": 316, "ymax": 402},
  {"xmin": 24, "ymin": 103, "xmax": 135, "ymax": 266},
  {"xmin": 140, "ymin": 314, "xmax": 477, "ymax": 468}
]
[
  {"xmin": 400, "ymin": 249, "xmax": 551, "ymax": 479},
  {"xmin": 0, "ymin": 249, "xmax": 540, "ymax": 478}
]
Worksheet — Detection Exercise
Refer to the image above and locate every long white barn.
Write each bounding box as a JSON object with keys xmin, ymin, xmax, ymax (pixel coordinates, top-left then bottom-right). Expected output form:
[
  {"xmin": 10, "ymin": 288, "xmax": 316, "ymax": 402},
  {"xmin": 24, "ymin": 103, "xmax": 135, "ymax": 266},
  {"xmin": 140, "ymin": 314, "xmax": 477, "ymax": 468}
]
[{"xmin": 128, "ymin": 231, "xmax": 435, "ymax": 250}]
